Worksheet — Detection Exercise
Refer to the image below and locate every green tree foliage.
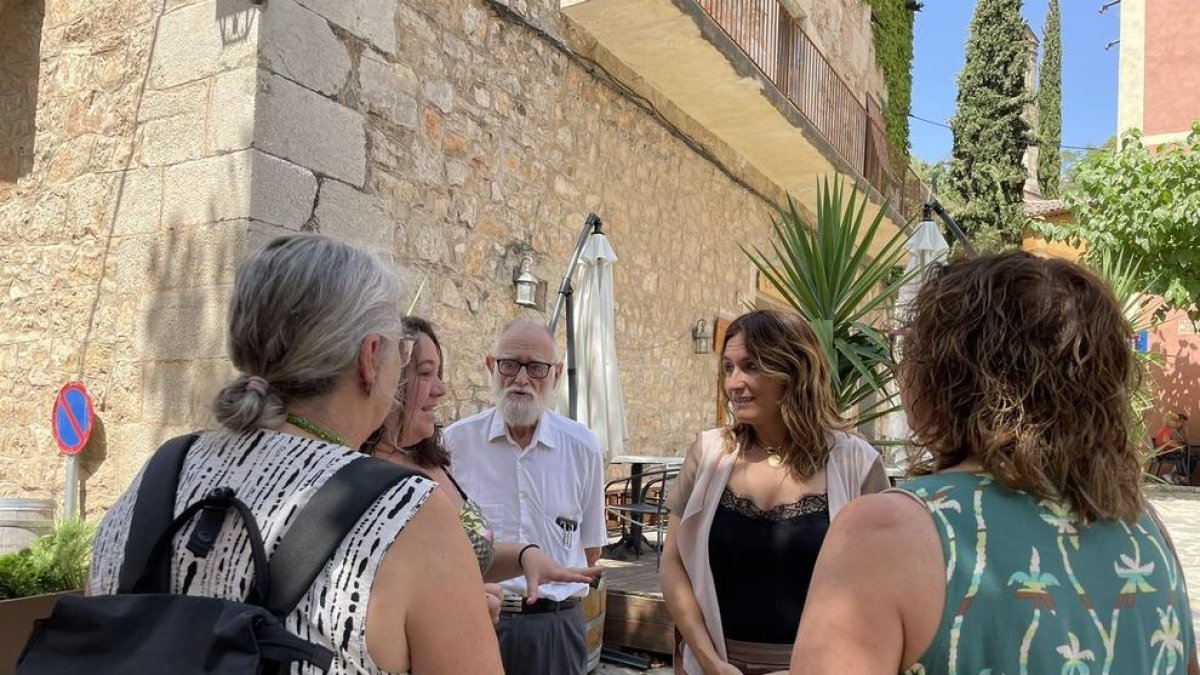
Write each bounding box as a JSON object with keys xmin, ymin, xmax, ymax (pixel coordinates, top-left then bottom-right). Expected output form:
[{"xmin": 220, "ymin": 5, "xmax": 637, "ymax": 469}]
[
  {"xmin": 1035, "ymin": 124, "xmax": 1200, "ymax": 316},
  {"xmin": 1037, "ymin": 0, "xmax": 1062, "ymax": 197},
  {"xmin": 1058, "ymin": 136, "xmax": 1115, "ymax": 192},
  {"xmin": 863, "ymin": 0, "xmax": 916, "ymax": 156},
  {"xmin": 911, "ymin": 157, "xmax": 962, "ymax": 212},
  {"xmin": 948, "ymin": 0, "xmax": 1031, "ymax": 246}
]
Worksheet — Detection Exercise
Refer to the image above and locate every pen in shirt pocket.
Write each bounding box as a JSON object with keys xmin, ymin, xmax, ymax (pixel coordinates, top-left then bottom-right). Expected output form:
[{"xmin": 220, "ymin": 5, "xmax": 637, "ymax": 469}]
[{"xmin": 555, "ymin": 516, "xmax": 578, "ymax": 548}]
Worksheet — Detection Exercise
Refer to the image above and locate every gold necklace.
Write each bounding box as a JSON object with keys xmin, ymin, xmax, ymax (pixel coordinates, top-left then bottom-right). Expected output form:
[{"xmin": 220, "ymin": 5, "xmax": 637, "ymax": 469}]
[{"xmin": 763, "ymin": 445, "xmax": 784, "ymax": 468}]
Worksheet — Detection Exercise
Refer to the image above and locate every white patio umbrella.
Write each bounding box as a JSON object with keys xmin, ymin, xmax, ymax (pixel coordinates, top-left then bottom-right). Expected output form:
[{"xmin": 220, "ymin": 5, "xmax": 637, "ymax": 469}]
[
  {"xmin": 885, "ymin": 217, "xmax": 949, "ymax": 469},
  {"xmin": 895, "ymin": 216, "xmax": 950, "ymax": 324},
  {"xmin": 559, "ymin": 231, "xmax": 628, "ymax": 460}
]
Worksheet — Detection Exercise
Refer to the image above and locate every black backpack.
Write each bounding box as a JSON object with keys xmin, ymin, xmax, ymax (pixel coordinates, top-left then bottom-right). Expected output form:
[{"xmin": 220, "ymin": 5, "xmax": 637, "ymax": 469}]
[{"xmin": 17, "ymin": 433, "xmax": 420, "ymax": 675}]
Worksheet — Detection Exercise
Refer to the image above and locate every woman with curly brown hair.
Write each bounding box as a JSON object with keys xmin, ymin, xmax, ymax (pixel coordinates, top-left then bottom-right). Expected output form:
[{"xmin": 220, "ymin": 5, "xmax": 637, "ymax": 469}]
[
  {"xmin": 661, "ymin": 309, "xmax": 887, "ymax": 675},
  {"xmin": 789, "ymin": 252, "xmax": 1198, "ymax": 675}
]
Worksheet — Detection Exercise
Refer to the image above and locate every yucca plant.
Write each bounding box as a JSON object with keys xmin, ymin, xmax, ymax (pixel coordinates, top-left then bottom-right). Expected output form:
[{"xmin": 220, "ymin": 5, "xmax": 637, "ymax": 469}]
[
  {"xmin": 1089, "ymin": 251, "xmax": 1164, "ymax": 468},
  {"xmin": 744, "ymin": 178, "xmax": 917, "ymax": 426}
]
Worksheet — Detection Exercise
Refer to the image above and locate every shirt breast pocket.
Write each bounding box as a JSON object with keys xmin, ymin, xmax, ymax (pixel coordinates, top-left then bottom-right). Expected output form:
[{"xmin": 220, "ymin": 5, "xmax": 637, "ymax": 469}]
[{"xmin": 546, "ymin": 511, "xmax": 583, "ymax": 553}]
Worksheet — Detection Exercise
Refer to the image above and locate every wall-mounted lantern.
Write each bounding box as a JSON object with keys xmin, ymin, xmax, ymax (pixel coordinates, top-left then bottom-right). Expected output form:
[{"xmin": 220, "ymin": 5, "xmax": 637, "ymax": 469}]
[{"xmin": 692, "ymin": 319, "xmax": 714, "ymax": 354}]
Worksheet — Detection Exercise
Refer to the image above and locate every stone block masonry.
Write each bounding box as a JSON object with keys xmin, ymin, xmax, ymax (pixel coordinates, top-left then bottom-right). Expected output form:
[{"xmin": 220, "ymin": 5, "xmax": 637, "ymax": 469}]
[
  {"xmin": 255, "ymin": 73, "xmax": 366, "ymax": 187},
  {"xmin": 0, "ymin": 0, "xmax": 318, "ymax": 511},
  {"xmin": 274, "ymin": 0, "xmax": 779, "ymax": 459},
  {"xmin": 2, "ymin": 0, "xmax": 783, "ymax": 513}
]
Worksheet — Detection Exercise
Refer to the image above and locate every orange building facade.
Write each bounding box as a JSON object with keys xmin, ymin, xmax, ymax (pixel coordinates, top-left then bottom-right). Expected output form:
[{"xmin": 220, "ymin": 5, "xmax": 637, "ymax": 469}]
[
  {"xmin": 1118, "ymin": 0, "xmax": 1200, "ymax": 143},
  {"xmin": 1115, "ymin": 0, "xmax": 1200, "ymax": 439}
]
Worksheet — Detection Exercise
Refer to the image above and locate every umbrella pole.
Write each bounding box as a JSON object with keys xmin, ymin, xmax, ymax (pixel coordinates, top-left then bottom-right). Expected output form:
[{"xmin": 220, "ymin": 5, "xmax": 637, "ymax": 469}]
[
  {"xmin": 549, "ymin": 213, "xmax": 602, "ymax": 421},
  {"xmin": 565, "ymin": 278, "xmax": 577, "ymax": 420},
  {"xmin": 549, "ymin": 213, "xmax": 602, "ymax": 334},
  {"xmin": 927, "ymin": 199, "xmax": 976, "ymax": 255}
]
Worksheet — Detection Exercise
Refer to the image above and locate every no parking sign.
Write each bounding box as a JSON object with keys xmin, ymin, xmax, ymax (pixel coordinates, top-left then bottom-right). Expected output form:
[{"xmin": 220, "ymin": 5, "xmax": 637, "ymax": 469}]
[{"xmin": 52, "ymin": 382, "xmax": 95, "ymax": 456}]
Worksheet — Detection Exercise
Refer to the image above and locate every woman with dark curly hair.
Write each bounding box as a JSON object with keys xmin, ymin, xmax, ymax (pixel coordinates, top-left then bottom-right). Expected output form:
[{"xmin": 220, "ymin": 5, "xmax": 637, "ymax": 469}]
[
  {"xmin": 661, "ymin": 309, "xmax": 887, "ymax": 675},
  {"xmin": 367, "ymin": 316, "xmax": 599, "ymax": 622},
  {"xmin": 790, "ymin": 252, "xmax": 1198, "ymax": 675}
]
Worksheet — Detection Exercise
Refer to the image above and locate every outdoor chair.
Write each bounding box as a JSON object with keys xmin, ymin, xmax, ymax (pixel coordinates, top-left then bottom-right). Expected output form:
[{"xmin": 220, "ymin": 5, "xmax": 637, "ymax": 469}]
[
  {"xmin": 604, "ymin": 466, "xmax": 679, "ymax": 568},
  {"xmin": 604, "ymin": 481, "xmax": 633, "ymax": 539},
  {"xmin": 1149, "ymin": 440, "xmax": 1193, "ymax": 485}
]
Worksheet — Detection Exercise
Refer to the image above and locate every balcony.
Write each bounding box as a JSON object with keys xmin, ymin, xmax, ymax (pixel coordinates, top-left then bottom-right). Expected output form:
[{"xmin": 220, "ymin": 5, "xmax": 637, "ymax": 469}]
[{"xmin": 561, "ymin": 0, "xmax": 927, "ymax": 241}]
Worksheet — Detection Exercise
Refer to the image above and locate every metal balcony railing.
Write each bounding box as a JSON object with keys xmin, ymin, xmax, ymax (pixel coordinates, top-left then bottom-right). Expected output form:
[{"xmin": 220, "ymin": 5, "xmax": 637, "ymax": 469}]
[{"xmin": 694, "ymin": 0, "xmax": 928, "ymax": 218}]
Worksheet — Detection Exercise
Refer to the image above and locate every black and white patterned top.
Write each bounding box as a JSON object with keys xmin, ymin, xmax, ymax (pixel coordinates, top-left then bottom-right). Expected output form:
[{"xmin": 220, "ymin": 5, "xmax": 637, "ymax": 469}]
[{"xmin": 89, "ymin": 429, "xmax": 436, "ymax": 674}]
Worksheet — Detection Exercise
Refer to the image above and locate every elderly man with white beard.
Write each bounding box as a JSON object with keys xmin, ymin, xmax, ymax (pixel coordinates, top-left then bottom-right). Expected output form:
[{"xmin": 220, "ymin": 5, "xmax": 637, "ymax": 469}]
[{"xmin": 443, "ymin": 320, "xmax": 606, "ymax": 675}]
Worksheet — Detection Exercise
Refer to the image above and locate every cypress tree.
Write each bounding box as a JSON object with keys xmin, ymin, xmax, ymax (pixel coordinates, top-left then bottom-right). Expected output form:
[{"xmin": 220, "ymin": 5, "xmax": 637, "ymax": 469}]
[
  {"xmin": 948, "ymin": 0, "xmax": 1031, "ymax": 247},
  {"xmin": 1037, "ymin": 0, "xmax": 1062, "ymax": 197}
]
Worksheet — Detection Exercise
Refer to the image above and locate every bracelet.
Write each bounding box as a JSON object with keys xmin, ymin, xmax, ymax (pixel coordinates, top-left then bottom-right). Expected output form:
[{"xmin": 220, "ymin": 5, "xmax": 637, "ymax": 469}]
[{"xmin": 517, "ymin": 544, "xmax": 540, "ymax": 570}]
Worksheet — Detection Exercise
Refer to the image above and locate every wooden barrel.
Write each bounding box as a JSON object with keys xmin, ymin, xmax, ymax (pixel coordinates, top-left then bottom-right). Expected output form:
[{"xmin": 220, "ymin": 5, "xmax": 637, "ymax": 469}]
[
  {"xmin": 0, "ymin": 498, "xmax": 55, "ymax": 555},
  {"xmin": 581, "ymin": 576, "xmax": 607, "ymax": 672}
]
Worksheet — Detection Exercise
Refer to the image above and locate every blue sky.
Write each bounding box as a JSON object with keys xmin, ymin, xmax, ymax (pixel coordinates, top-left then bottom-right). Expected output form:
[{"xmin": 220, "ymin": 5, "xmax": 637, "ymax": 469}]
[{"xmin": 910, "ymin": 0, "xmax": 1121, "ymax": 163}]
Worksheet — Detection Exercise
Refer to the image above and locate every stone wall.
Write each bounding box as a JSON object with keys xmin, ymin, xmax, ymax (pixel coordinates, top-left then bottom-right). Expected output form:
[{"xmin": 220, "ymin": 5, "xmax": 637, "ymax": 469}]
[
  {"xmin": 0, "ymin": 0, "xmax": 44, "ymax": 186},
  {"xmin": 0, "ymin": 0, "xmax": 296, "ymax": 513},
  {"xmin": 256, "ymin": 0, "xmax": 777, "ymax": 455},
  {"xmin": 2, "ymin": 0, "xmax": 780, "ymax": 513},
  {"xmin": 789, "ymin": 0, "xmax": 886, "ymax": 108}
]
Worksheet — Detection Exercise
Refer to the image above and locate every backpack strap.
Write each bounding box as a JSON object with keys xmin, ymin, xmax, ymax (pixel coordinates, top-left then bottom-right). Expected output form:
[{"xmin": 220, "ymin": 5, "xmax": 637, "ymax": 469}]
[
  {"xmin": 128, "ymin": 488, "xmax": 274, "ymax": 602},
  {"xmin": 118, "ymin": 433, "xmax": 200, "ymax": 594},
  {"xmin": 265, "ymin": 456, "xmax": 424, "ymax": 617}
]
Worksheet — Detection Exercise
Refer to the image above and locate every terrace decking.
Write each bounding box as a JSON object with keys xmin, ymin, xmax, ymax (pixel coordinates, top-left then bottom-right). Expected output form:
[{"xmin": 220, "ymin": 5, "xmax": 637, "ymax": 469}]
[{"xmin": 599, "ymin": 550, "xmax": 675, "ymax": 663}]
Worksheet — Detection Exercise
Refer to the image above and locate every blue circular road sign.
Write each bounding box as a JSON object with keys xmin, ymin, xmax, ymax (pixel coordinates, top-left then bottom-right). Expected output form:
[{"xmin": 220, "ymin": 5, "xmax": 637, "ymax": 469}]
[{"xmin": 52, "ymin": 382, "xmax": 95, "ymax": 456}]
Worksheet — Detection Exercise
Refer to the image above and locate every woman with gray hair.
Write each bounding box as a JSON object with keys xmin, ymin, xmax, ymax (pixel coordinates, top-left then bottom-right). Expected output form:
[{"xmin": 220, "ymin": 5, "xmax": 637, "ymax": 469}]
[{"xmin": 88, "ymin": 233, "xmax": 502, "ymax": 674}]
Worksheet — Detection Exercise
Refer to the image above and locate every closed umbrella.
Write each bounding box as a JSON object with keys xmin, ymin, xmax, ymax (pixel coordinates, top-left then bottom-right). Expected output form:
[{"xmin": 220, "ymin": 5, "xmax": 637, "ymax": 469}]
[
  {"xmin": 561, "ymin": 231, "xmax": 628, "ymax": 459},
  {"xmin": 886, "ymin": 216, "xmax": 949, "ymax": 470}
]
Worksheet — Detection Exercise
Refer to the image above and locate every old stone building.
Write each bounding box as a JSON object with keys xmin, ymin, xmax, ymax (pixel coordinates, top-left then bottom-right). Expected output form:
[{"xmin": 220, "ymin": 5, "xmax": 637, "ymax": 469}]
[{"xmin": 0, "ymin": 0, "xmax": 916, "ymax": 513}]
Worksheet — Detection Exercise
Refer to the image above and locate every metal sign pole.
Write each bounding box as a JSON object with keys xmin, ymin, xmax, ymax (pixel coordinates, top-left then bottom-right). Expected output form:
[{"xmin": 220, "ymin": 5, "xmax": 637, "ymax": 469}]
[{"xmin": 64, "ymin": 456, "xmax": 78, "ymax": 520}]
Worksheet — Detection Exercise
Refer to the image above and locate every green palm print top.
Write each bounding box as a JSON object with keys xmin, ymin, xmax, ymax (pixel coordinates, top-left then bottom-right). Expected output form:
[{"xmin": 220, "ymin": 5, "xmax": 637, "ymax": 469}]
[
  {"xmin": 899, "ymin": 472, "xmax": 1193, "ymax": 675},
  {"xmin": 446, "ymin": 470, "xmax": 495, "ymax": 574}
]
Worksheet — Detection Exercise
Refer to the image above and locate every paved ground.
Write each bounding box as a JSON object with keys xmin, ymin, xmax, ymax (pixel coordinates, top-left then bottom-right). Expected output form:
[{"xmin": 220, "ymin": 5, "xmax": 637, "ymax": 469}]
[{"xmin": 1148, "ymin": 487, "xmax": 1200, "ymax": 625}]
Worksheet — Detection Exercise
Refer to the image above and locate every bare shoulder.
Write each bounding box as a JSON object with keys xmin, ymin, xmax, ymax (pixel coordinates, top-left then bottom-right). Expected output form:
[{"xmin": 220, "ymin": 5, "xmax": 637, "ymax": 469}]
[
  {"xmin": 795, "ymin": 492, "xmax": 945, "ymax": 674},
  {"xmin": 835, "ymin": 490, "xmax": 931, "ymax": 526},
  {"xmin": 824, "ymin": 492, "xmax": 945, "ymax": 625},
  {"xmin": 822, "ymin": 492, "xmax": 944, "ymax": 658},
  {"xmin": 828, "ymin": 492, "xmax": 940, "ymax": 562}
]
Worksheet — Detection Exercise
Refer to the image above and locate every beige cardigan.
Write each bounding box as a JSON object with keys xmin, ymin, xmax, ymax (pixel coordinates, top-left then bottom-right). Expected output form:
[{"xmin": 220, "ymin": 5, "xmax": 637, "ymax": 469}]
[{"xmin": 666, "ymin": 428, "xmax": 886, "ymax": 675}]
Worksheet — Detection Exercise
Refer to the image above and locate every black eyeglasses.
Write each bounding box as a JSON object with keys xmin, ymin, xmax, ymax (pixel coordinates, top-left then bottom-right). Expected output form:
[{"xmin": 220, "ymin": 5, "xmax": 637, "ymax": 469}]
[{"xmin": 495, "ymin": 358, "xmax": 552, "ymax": 379}]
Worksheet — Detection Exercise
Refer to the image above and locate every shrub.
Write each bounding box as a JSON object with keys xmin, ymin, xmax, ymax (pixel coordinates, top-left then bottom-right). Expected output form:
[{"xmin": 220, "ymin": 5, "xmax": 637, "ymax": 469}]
[{"xmin": 0, "ymin": 520, "xmax": 95, "ymax": 600}]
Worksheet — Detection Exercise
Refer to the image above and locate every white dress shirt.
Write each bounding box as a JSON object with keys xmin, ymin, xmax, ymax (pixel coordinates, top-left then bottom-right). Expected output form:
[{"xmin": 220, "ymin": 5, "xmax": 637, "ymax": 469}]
[{"xmin": 444, "ymin": 407, "xmax": 606, "ymax": 601}]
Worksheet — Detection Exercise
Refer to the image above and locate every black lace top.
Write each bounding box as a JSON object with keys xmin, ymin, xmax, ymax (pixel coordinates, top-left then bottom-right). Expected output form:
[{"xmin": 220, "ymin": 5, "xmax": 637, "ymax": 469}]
[{"xmin": 708, "ymin": 487, "xmax": 830, "ymax": 644}]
